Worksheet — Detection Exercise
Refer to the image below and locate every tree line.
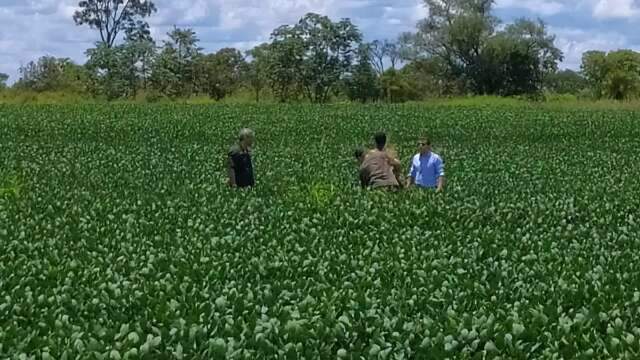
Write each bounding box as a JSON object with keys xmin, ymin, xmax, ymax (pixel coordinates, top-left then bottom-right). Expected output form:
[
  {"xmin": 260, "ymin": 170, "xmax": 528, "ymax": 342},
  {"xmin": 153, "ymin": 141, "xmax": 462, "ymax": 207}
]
[{"xmin": 1, "ymin": 0, "xmax": 639, "ymax": 102}]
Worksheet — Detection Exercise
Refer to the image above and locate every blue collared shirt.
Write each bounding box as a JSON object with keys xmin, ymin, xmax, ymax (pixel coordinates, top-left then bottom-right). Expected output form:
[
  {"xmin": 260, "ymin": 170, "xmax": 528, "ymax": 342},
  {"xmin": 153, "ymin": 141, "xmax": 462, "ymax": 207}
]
[{"xmin": 408, "ymin": 152, "xmax": 445, "ymax": 188}]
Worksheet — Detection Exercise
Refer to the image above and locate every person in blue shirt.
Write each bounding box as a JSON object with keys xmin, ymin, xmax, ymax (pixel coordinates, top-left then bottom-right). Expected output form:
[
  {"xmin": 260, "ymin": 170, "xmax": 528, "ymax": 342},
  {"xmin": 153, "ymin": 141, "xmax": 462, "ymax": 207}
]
[{"xmin": 407, "ymin": 138, "xmax": 446, "ymax": 192}]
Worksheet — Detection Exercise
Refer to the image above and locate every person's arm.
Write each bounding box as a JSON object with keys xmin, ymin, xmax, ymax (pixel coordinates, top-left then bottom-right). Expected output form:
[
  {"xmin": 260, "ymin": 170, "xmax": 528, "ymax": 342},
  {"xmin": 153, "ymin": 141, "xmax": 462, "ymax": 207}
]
[
  {"xmin": 406, "ymin": 157, "xmax": 417, "ymax": 187},
  {"xmin": 386, "ymin": 154, "xmax": 404, "ymax": 187},
  {"xmin": 388, "ymin": 155, "xmax": 401, "ymax": 170},
  {"xmin": 436, "ymin": 176, "xmax": 445, "ymax": 192},
  {"xmin": 227, "ymin": 153, "xmax": 237, "ymax": 187},
  {"xmin": 359, "ymin": 166, "xmax": 370, "ymax": 188},
  {"xmin": 436, "ymin": 157, "xmax": 445, "ymax": 192}
]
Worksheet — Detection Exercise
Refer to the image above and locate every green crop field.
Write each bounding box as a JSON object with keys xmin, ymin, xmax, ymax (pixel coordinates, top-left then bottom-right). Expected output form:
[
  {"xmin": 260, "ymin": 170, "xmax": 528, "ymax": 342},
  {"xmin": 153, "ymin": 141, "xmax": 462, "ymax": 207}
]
[{"xmin": 1, "ymin": 104, "xmax": 640, "ymax": 359}]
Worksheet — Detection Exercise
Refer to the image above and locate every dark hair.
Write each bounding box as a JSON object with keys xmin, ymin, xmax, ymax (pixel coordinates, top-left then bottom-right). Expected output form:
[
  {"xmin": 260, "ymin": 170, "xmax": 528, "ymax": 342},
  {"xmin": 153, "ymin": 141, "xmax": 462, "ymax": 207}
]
[
  {"xmin": 374, "ymin": 132, "xmax": 387, "ymax": 150},
  {"xmin": 354, "ymin": 147, "xmax": 366, "ymax": 159}
]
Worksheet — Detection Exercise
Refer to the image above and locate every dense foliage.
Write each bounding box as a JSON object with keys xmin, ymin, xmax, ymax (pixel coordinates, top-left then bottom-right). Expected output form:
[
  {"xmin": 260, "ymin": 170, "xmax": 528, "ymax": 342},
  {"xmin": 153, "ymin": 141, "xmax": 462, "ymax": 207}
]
[
  {"xmin": 2, "ymin": 0, "xmax": 574, "ymax": 102},
  {"xmin": 581, "ymin": 50, "xmax": 640, "ymax": 100},
  {"xmin": 2, "ymin": 105, "xmax": 640, "ymax": 359}
]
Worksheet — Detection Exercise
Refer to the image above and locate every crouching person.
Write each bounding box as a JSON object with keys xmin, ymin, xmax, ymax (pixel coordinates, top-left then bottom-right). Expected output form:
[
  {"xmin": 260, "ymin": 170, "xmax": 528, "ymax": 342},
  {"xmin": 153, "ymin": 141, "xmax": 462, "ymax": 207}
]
[{"xmin": 354, "ymin": 146, "xmax": 401, "ymax": 191}]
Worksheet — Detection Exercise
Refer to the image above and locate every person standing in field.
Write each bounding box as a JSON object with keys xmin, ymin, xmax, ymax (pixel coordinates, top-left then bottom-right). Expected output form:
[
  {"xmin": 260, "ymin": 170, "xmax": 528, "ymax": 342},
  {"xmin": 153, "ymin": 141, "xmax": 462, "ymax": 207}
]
[
  {"xmin": 407, "ymin": 137, "xmax": 445, "ymax": 192},
  {"xmin": 227, "ymin": 128, "xmax": 255, "ymax": 188},
  {"xmin": 354, "ymin": 132, "xmax": 403, "ymax": 190}
]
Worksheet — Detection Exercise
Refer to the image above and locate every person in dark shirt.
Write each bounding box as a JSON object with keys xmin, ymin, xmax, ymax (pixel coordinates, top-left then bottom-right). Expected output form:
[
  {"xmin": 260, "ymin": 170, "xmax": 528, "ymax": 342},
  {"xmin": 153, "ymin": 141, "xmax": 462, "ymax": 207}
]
[{"xmin": 227, "ymin": 128, "xmax": 255, "ymax": 188}]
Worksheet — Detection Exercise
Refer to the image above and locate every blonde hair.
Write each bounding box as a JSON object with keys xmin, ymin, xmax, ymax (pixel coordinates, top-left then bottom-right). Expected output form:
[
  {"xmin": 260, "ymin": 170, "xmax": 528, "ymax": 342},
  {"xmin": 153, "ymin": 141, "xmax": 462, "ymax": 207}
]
[{"xmin": 238, "ymin": 128, "xmax": 254, "ymax": 141}]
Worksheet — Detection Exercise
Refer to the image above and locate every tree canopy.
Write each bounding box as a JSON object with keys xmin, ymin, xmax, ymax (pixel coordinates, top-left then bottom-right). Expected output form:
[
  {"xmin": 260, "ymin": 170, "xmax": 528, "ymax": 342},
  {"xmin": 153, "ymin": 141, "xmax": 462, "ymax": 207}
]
[
  {"xmin": 5, "ymin": 2, "xmax": 606, "ymax": 103},
  {"xmin": 74, "ymin": 0, "xmax": 157, "ymax": 48}
]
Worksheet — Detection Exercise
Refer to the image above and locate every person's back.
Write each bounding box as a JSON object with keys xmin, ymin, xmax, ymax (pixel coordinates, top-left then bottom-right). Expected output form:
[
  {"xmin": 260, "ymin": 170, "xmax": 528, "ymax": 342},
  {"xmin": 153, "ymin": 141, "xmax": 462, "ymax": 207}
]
[
  {"xmin": 228, "ymin": 128, "xmax": 255, "ymax": 188},
  {"xmin": 360, "ymin": 150, "xmax": 400, "ymax": 189}
]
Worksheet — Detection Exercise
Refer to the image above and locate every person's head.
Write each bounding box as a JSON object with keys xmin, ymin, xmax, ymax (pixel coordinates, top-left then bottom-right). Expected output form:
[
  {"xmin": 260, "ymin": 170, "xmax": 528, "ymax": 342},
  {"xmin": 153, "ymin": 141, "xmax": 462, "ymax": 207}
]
[
  {"xmin": 417, "ymin": 138, "xmax": 432, "ymax": 155},
  {"xmin": 354, "ymin": 147, "xmax": 366, "ymax": 164},
  {"xmin": 238, "ymin": 128, "xmax": 255, "ymax": 149},
  {"xmin": 373, "ymin": 132, "xmax": 387, "ymax": 151}
]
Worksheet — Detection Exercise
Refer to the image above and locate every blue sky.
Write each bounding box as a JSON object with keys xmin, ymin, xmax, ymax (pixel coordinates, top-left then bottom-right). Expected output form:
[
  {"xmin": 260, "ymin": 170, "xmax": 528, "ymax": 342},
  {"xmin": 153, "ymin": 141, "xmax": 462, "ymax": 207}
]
[{"xmin": 1, "ymin": 0, "xmax": 639, "ymax": 83}]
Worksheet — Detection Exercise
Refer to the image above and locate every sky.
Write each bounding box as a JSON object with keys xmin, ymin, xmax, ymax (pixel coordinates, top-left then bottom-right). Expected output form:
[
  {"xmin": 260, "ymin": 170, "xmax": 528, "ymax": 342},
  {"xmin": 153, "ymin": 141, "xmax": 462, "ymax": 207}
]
[{"xmin": 1, "ymin": 0, "xmax": 640, "ymax": 84}]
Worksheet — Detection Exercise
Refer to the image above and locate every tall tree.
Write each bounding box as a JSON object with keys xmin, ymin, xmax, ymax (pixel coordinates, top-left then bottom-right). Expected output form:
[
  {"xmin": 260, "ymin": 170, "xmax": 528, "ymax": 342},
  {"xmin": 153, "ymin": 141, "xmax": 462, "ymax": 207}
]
[
  {"xmin": 407, "ymin": 0, "xmax": 561, "ymax": 96},
  {"xmin": 478, "ymin": 34, "xmax": 543, "ymax": 96},
  {"xmin": 0, "ymin": 73, "xmax": 8, "ymax": 89},
  {"xmin": 581, "ymin": 50, "xmax": 608, "ymax": 99},
  {"xmin": 266, "ymin": 14, "xmax": 362, "ymax": 102},
  {"xmin": 582, "ymin": 50, "xmax": 640, "ymax": 100},
  {"xmin": 345, "ymin": 44, "xmax": 381, "ymax": 102},
  {"xmin": 267, "ymin": 25, "xmax": 305, "ymax": 102},
  {"xmin": 298, "ymin": 13, "xmax": 362, "ymax": 103},
  {"xmin": 85, "ymin": 43, "xmax": 132, "ymax": 99},
  {"xmin": 196, "ymin": 48, "xmax": 246, "ymax": 100},
  {"xmin": 73, "ymin": 0, "xmax": 156, "ymax": 48},
  {"xmin": 414, "ymin": 0, "xmax": 497, "ymax": 90},
  {"xmin": 17, "ymin": 57, "xmax": 87, "ymax": 93},
  {"xmin": 385, "ymin": 40, "xmax": 401, "ymax": 70},
  {"xmin": 397, "ymin": 32, "xmax": 419, "ymax": 62},
  {"xmin": 245, "ymin": 43, "xmax": 271, "ymax": 102},
  {"xmin": 369, "ymin": 40, "xmax": 387, "ymax": 75},
  {"xmin": 83, "ymin": 22, "xmax": 155, "ymax": 99},
  {"xmin": 503, "ymin": 18, "xmax": 563, "ymax": 77},
  {"xmin": 124, "ymin": 21, "xmax": 156, "ymax": 91},
  {"xmin": 150, "ymin": 27, "xmax": 201, "ymax": 98}
]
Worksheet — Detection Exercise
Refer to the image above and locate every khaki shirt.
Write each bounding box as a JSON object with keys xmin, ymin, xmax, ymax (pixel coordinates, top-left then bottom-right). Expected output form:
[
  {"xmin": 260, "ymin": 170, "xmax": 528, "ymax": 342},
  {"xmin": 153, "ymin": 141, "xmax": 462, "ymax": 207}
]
[{"xmin": 359, "ymin": 150, "xmax": 400, "ymax": 189}]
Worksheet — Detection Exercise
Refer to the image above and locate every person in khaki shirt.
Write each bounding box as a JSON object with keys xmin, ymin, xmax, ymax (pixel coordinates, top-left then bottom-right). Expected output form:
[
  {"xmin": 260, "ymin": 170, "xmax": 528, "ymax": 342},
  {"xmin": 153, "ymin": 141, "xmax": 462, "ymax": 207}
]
[{"xmin": 354, "ymin": 132, "xmax": 403, "ymax": 190}]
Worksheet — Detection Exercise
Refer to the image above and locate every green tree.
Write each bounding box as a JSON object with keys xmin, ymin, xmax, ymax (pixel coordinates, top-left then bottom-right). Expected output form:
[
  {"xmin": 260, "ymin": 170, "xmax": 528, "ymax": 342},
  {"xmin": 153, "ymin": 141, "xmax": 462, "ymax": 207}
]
[
  {"xmin": 369, "ymin": 39, "xmax": 401, "ymax": 75},
  {"xmin": 401, "ymin": 58, "xmax": 462, "ymax": 97},
  {"xmin": 380, "ymin": 69, "xmax": 420, "ymax": 103},
  {"xmin": 504, "ymin": 18, "xmax": 562, "ymax": 76},
  {"xmin": 0, "ymin": 73, "xmax": 8, "ymax": 90},
  {"xmin": 268, "ymin": 13, "xmax": 362, "ymax": 103},
  {"xmin": 414, "ymin": 0, "xmax": 497, "ymax": 91},
  {"xmin": 345, "ymin": 44, "xmax": 381, "ymax": 102},
  {"xmin": 150, "ymin": 27, "xmax": 202, "ymax": 98},
  {"xmin": 73, "ymin": 0, "xmax": 156, "ymax": 48},
  {"xmin": 477, "ymin": 33, "xmax": 544, "ymax": 96},
  {"xmin": 603, "ymin": 50, "xmax": 640, "ymax": 100},
  {"xmin": 245, "ymin": 43, "xmax": 271, "ymax": 102},
  {"xmin": 16, "ymin": 57, "xmax": 87, "ymax": 93},
  {"xmin": 581, "ymin": 50, "xmax": 640, "ymax": 100},
  {"xmin": 85, "ymin": 43, "xmax": 131, "ymax": 99},
  {"xmin": 267, "ymin": 25, "xmax": 305, "ymax": 102},
  {"xmin": 544, "ymin": 70, "xmax": 587, "ymax": 95},
  {"xmin": 407, "ymin": 1, "xmax": 561, "ymax": 96},
  {"xmin": 124, "ymin": 21, "xmax": 156, "ymax": 91},
  {"xmin": 581, "ymin": 51, "xmax": 609, "ymax": 99},
  {"xmin": 82, "ymin": 20, "xmax": 155, "ymax": 100},
  {"xmin": 297, "ymin": 13, "xmax": 362, "ymax": 103},
  {"xmin": 195, "ymin": 48, "xmax": 246, "ymax": 100}
]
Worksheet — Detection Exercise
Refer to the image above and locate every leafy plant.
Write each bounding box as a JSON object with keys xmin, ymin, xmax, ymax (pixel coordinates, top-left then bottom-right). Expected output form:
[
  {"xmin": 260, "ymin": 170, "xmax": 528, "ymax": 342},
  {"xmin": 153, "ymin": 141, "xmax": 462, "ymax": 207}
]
[{"xmin": 1, "ymin": 104, "xmax": 639, "ymax": 358}]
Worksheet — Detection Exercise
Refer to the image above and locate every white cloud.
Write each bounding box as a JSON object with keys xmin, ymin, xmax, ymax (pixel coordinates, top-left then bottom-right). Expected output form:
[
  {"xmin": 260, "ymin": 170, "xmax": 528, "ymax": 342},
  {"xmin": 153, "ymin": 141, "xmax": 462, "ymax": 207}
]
[
  {"xmin": 593, "ymin": 0, "xmax": 640, "ymax": 18},
  {"xmin": 552, "ymin": 27, "xmax": 634, "ymax": 69},
  {"xmin": 496, "ymin": 0, "xmax": 567, "ymax": 16}
]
